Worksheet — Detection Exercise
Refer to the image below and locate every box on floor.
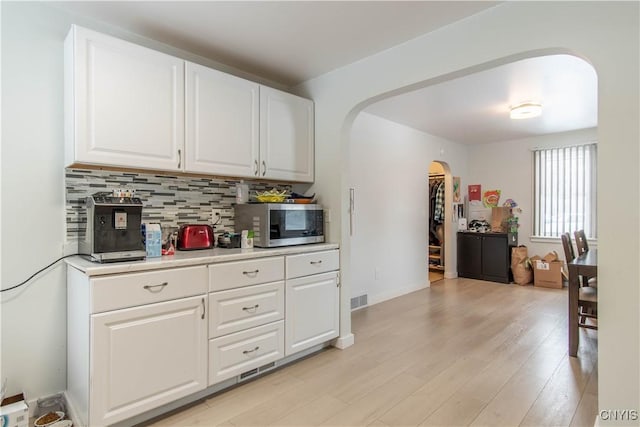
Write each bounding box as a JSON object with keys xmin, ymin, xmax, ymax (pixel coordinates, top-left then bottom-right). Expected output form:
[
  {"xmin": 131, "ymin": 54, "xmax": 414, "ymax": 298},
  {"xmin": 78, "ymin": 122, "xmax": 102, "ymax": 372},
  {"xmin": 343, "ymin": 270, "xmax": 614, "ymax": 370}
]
[
  {"xmin": 531, "ymin": 252, "xmax": 565, "ymax": 289},
  {"xmin": 0, "ymin": 393, "xmax": 29, "ymax": 427}
]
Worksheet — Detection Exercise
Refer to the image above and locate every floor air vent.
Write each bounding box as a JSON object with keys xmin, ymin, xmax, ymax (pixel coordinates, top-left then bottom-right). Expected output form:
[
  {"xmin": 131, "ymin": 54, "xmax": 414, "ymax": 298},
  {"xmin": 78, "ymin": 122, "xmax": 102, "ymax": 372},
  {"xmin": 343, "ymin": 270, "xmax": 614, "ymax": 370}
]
[
  {"xmin": 239, "ymin": 361, "xmax": 277, "ymax": 382},
  {"xmin": 350, "ymin": 294, "xmax": 368, "ymax": 310}
]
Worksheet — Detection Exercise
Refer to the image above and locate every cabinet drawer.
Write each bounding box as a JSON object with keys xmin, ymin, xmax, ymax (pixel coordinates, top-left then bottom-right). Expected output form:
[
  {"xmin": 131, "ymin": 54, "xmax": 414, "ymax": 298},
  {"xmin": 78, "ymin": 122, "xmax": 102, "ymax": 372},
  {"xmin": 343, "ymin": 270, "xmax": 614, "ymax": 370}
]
[
  {"xmin": 209, "ymin": 321, "xmax": 284, "ymax": 385},
  {"xmin": 209, "ymin": 281, "xmax": 284, "ymax": 338},
  {"xmin": 91, "ymin": 266, "xmax": 208, "ymax": 313},
  {"xmin": 209, "ymin": 257, "xmax": 284, "ymax": 291},
  {"xmin": 286, "ymin": 250, "xmax": 339, "ymax": 279}
]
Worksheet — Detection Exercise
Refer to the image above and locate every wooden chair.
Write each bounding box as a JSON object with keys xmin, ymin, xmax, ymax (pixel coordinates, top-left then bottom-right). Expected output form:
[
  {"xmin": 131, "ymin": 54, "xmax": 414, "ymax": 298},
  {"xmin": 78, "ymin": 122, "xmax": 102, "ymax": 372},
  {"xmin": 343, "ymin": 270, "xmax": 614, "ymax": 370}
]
[
  {"xmin": 571, "ymin": 230, "xmax": 596, "ymax": 287},
  {"xmin": 561, "ymin": 232, "xmax": 576, "ymax": 267},
  {"xmin": 561, "ymin": 232, "xmax": 597, "ymax": 330},
  {"xmin": 574, "ymin": 229, "xmax": 589, "ymax": 256}
]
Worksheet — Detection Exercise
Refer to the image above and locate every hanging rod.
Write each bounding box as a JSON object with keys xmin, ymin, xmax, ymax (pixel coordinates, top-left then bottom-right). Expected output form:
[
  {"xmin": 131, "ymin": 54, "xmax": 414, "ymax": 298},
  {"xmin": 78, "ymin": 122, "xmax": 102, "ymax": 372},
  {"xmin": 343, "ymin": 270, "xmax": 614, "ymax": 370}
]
[{"xmin": 429, "ymin": 174, "xmax": 445, "ymax": 179}]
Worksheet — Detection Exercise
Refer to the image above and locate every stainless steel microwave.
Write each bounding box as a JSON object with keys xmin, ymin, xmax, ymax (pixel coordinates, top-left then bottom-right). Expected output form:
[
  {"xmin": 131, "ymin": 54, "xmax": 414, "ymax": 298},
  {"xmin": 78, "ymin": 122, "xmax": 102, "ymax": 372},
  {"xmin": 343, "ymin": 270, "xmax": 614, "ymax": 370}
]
[{"xmin": 234, "ymin": 203, "xmax": 324, "ymax": 247}]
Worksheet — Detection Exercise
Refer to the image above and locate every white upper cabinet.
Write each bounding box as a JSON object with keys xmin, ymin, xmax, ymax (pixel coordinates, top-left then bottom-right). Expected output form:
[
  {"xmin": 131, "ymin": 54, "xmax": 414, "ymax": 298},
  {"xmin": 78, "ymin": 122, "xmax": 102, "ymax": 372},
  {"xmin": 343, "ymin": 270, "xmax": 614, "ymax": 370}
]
[
  {"xmin": 185, "ymin": 62, "xmax": 259, "ymax": 177},
  {"xmin": 64, "ymin": 26, "xmax": 315, "ymax": 182},
  {"xmin": 260, "ymin": 86, "xmax": 315, "ymax": 183},
  {"xmin": 65, "ymin": 26, "xmax": 185, "ymax": 171}
]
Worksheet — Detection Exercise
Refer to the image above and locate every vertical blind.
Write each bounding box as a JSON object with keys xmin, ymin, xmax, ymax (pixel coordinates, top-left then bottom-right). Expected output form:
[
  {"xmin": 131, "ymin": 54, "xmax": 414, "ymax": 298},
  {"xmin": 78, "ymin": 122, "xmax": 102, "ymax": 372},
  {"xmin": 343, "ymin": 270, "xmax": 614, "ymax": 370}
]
[{"xmin": 533, "ymin": 143, "xmax": 597, "ymax": 238}]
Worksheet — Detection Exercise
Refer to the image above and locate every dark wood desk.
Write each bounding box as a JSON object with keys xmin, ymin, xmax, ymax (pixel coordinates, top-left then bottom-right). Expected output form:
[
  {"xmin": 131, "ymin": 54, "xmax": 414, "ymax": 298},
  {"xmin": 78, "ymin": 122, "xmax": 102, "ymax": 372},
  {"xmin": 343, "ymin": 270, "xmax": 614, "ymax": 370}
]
[{"xmin": 568, "ymin": 248, "xmax": 597, "ymax": 357}]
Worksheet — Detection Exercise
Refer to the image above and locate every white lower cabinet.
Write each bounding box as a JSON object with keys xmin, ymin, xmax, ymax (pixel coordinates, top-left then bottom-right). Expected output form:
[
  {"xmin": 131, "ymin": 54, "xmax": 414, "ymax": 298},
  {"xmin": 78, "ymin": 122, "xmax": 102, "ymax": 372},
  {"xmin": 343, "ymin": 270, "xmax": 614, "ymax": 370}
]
[
  {"xmin": 285, "ymin": 271, "xmax": 340, "ymax": 356},
  {"xmin": 68, "ymin": 248, "xmax": 339, "ymax": 426},
  {"xmin": 67, "ymin": 265, "xmax": 208, "ymax": 427},
  {"xmin": 91, "ymin": 296, "xmax": 208, "ymax": 426}
]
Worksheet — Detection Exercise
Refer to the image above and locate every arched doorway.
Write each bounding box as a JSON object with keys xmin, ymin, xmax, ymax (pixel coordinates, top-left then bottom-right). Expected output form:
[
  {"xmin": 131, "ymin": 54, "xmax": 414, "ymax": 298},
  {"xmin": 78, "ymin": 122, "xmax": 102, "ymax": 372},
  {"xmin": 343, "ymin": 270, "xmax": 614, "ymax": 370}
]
[{"xmin": 427, "ymin": 160, "xmax": 452, "ymax": 284}]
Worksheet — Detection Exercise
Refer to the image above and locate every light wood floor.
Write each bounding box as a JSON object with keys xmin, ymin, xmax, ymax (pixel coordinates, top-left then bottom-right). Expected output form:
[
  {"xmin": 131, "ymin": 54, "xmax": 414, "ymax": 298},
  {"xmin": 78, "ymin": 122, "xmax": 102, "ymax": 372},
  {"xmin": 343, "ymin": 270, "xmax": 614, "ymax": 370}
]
[
  {"xmin": 428, "ymin": 270, "xmax": 444, "ymax": 283},
  {"xmin": 142, "ymin": 278, "xmax": 598, "ymax": 427}
]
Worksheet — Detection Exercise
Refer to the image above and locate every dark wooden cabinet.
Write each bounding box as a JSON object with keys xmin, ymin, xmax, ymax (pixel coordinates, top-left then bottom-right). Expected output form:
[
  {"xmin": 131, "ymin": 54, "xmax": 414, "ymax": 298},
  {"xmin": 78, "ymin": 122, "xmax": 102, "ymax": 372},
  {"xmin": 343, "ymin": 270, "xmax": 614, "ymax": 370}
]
[{"xmin": 457, "ymin": 232, "xmax": 517, "ymax": 283}]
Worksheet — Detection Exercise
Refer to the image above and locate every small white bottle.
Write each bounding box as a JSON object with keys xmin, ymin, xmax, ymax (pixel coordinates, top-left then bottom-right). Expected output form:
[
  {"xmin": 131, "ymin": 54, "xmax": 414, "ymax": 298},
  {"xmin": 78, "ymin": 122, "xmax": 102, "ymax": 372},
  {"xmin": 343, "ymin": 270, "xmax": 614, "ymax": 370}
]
[
  {"xmin": 241, "ymin": 230, "xmax": 249, "ymax": 249},
  {"xmin": 236, "ymin": 180, "xmax": 249, "ymax": 204}
]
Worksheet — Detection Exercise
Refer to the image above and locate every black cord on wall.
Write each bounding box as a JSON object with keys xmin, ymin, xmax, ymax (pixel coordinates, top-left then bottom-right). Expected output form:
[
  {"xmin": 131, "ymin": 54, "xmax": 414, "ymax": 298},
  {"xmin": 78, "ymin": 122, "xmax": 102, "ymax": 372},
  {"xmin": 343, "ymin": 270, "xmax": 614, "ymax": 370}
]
[{"xmin": 1, "ymin": 254, "xmax": 86, "ymax": 293}]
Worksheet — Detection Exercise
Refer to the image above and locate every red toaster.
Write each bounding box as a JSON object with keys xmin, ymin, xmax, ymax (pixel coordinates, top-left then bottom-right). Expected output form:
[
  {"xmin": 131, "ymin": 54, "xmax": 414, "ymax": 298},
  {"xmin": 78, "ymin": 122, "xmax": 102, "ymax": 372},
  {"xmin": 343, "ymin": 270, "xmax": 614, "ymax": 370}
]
[{"xmin": 177, "ymin": 224, "xmax": 214, "ymax": 250}]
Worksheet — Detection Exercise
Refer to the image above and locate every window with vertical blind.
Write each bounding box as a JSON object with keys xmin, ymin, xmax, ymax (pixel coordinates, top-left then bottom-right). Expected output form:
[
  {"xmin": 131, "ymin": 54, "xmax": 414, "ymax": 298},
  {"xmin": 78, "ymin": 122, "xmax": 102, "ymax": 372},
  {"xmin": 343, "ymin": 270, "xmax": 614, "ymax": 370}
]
[{"xmin": 533, "ymin": 143, "xmax": 597, "ymax": 238}]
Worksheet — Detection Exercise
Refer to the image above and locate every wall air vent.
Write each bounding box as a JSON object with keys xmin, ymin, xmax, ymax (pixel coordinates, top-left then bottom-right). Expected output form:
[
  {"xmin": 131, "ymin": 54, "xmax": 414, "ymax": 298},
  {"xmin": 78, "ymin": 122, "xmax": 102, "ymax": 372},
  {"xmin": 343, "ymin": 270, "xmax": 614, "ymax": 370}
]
[{"xmin": 350, "ymin": 294, "xmax": 368, "ymax": 310}]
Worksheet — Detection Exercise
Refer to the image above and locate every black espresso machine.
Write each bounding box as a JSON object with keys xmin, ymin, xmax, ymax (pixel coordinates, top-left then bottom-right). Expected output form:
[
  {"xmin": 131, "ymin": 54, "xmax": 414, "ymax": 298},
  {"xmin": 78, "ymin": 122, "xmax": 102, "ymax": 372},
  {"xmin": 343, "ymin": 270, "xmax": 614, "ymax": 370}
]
[{"xmin": 80, "ymin": 192, "xmax": 146, "ymax": 262}]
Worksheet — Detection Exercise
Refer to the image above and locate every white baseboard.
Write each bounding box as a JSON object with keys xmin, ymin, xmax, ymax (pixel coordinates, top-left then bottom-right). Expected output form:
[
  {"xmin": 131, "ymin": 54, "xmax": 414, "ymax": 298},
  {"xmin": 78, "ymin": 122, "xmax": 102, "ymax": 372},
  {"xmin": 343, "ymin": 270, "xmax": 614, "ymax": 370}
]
[
  {"xmin": 366, "ymin": 281, "xmax": 430, "ymax": 307},
  {"xmin": 333, "ymin": 333, "xmax": 355, "ymax": 349},
  {"xmin": 444, "ymin": 271, "xmax": 458, "ymax": 279}
]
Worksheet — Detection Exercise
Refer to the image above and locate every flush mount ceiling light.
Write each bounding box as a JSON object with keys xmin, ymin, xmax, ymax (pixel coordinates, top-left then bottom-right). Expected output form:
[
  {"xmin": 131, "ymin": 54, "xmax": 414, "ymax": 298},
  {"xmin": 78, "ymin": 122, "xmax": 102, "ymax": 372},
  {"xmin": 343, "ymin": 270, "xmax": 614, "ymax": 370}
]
[{"xmin": 510, "ymin": 102, "xmax": 542, "ymax": 119}]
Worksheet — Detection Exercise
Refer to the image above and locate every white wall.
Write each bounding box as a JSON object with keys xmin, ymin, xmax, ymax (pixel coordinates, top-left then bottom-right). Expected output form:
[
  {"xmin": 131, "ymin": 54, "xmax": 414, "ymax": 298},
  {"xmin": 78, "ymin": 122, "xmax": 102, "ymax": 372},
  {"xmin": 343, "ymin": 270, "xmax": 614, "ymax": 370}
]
[
  {"xmin": 348, "ymin": 113, "xmax": 467, "ymax": 305},
  {"xmin": 298, "ymin": 1, "xmax": 639, "ymax": 418},
  {"xmin": 1, "ymin": 2, "xmax": 71, "ymax": 401},
  {"xmin": 466, "ymin": 127, "xmax": 598, "ymax": 260}
]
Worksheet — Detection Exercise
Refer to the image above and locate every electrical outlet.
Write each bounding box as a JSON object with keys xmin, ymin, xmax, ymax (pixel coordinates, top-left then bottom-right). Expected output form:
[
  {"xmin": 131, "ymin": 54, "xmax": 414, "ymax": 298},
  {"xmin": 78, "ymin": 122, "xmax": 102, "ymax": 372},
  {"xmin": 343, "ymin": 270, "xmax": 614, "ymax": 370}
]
[{"xmin": 211, "ymin": 208, "xmax": 223, "ymax": 224}]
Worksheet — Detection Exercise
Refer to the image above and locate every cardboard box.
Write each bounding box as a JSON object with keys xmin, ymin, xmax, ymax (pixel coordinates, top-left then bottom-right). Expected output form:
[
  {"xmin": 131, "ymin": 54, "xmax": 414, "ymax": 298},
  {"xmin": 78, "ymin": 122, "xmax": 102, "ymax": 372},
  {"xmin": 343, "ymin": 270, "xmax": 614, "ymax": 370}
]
[
  {"xmin": 531, "ymin": 252, "xmax": 565, "ymax": 289},
  {"xmin": 142, "ymin": 223, "xmax": 162, "ymax": 258},
  {"xmin": 0, "ymin": 393, "xmax": 29, "ymax": 427}
]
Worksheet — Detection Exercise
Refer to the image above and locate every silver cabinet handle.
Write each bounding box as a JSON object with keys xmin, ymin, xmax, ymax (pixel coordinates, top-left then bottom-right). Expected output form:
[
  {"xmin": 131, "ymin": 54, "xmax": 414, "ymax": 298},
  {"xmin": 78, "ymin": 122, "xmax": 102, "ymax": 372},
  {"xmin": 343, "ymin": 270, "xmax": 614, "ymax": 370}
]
[
  {"xmin": 178, "ymin": 149, "xmax": 182, "ymax": 169},
  {"xmin": 262, "ymin": 160, "xmax": 266, "ymax": 176},
  {"xmin": 201, "ymin": 298, "xmax": 206, "ymax": 320},
  {"xmin": 242, "ymin": 304, "xmax": 260, "ymax": 313},
  {"xmin": 310, "ymin": 260, "xmax": 323, "ymax": 265},
  {"xmin": 243, "ymin": 346, "xmax": 260, "ymax": 355},
  {"xmin": 254, "ymin": 160, "xmax": 259, "ymax": 176},
  {"xmin": 242, "ymin": 269, "xmax": 259, "ymax": 276},
  {"xmin": 143, "ymin": 282, "xmax": 168, "ymax": 292}
]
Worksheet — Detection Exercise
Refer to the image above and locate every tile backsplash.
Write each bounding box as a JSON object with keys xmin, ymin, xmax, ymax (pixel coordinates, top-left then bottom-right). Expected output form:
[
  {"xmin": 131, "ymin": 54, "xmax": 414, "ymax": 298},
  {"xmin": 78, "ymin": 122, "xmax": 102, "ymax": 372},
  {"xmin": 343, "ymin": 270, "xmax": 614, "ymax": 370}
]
[{"xmin": 65, "ymin": 168, "xmax": 291, "ymax": 241}]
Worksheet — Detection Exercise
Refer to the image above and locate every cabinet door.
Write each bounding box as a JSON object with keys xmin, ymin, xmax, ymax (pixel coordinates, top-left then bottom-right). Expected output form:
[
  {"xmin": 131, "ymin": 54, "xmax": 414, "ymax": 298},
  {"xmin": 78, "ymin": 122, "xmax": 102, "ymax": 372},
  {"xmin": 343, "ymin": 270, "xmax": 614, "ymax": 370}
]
[
  {"xmin": 481, "ymin": 235, "xmax": 510, "ymax": 283},
  {"xmin": 90, "ymin": 295, "xmax": 207, "ymax": 426},
  {"xmin": 67, "ymin": 26, "xmax": 184, "ymax": 171},
  {"xmin": 185, "ymin": 62, "xmax": 260, "ymax": 177},
  {"xmin": 285, "ymin": 271, "xmax": 339, "ymax": 356},
  {"xmin": 457, "ymin": 233, "xmax": 483, "ymax": 278},
  {"xmin": 259, "ymin": 86, "xmax": 314, "ymax": 182}
]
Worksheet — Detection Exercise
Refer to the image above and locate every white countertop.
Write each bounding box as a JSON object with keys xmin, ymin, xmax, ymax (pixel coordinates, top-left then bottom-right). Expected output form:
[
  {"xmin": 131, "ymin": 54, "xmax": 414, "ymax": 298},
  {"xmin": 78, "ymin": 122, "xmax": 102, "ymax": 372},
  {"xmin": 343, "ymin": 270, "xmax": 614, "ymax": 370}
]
[{"xmin": 66, "ymin": 243, "xmax": 339, "ymax": 276}]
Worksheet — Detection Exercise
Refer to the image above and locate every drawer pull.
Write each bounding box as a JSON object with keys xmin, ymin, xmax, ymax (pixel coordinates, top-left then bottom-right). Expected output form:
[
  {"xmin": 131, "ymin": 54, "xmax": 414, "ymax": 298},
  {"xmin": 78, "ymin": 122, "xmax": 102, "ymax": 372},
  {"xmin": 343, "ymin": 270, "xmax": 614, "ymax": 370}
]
[
  {"xmin": 242, "ymin": 269, "xmax": 260, "ymax": 276},
  {"xmin": 201, "ymin": 298, "xmax": 206, "ymax": 320},
  {"xmin": 242, "ymin": 304, "xmax": 260, "ymax": 313},
  {"xmin": 243, "ymin": 346, "xmax": 260, "ymax": 355},
  {"xmin": 143, "ymin": 282, "xmax": 168, "ymax": 292},
  {"xmin": 310, "ymin": 260, "xmax": 323, "ymax": 265}
]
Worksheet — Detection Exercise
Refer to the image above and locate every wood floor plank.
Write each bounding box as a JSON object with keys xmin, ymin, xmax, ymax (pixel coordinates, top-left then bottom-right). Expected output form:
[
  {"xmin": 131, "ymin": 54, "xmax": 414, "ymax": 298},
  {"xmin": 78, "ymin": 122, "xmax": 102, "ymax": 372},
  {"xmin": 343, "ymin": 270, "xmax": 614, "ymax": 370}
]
[
  {"xmin": 320, "ymin": 373, "xmax": 424, "ymax": 426},
  {"xmin": 194, "ymin": 371, "xmax": 305, "ymax": 426},
  {"xmin": 469, "ymin": 319, "xmax": 570, "ymax": 426},
  {"xmin": 272, "ymin": 395, "xmax": 349, "ymax": 426},
  {"xmin": 519, "ymin": 352, "xmax": 596, "ymax": 426},
  {"xmin": 377, "ymin": 355, "xmax": 491, "ymax": 426},
  {"xmin": 570, "ymin": 362, "xmax": 598, "ymax": 427}
]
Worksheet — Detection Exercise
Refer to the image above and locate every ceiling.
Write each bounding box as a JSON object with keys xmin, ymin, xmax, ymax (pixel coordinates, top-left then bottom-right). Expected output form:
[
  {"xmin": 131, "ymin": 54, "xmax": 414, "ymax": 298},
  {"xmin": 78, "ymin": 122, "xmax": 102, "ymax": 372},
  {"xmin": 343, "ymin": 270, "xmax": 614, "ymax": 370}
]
[
  {"xmin": 49, "ymin": 1, "xmax": 597, "ymax": 144},
  {"xmin": 364, "ymin": 54, "xmax": 598, "ymax": 144}
]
